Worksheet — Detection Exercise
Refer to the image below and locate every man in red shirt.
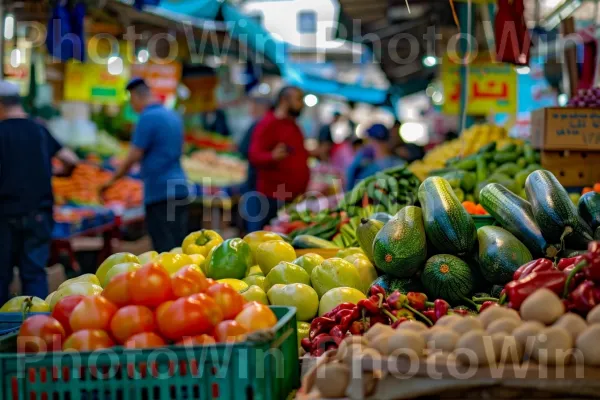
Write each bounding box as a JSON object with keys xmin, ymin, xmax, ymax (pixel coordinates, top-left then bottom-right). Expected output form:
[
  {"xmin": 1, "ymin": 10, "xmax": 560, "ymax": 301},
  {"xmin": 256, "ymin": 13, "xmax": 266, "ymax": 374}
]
[{"xmin": 247, "ymin": 86, "xmax": 310, "ymax": 231}]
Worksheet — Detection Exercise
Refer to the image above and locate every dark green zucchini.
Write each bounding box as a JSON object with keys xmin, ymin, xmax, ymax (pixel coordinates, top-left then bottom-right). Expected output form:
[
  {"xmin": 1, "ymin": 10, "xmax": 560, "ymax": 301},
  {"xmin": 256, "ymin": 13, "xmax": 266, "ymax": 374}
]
[
  {"xmin": 480, "ymin": 183, "xmax": 559, "ymax": 258},
  {"xmin": 478, "ymin": 226, "xmax": 533, "ymax": 285},
  {"xmin": 525, "ymin": 170, "xmax": 593, "ymax": 249},
  {"xmin": 291, "ymin": 235, "xmax": 337, "ymax": 249},
  {"xmin": 418, "ymin": 177, "xmax": 477, "ymax": 256},
  {"xmin": 578, "ymin": 191, "xmax": 600, "ymax": 230}
]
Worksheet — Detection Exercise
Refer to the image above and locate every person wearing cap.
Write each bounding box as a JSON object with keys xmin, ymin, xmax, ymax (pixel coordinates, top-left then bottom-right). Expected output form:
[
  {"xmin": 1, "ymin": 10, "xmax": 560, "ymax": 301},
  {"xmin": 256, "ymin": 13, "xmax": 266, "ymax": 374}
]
[
  {"xmin": 247, "ymin": 86, "xmax": 310, "ymax": 232},
  {"xmin": 316, "ymin": 111, "xmax": 342, "ymax": 161},
  {"xmin": 0, "ymin": 81, "xmax": 79, "ymax": 304},
  {"xmin": 100, "ymin": 78, "xmax": 189, "ymax": 252},
  {"xmin": 346, "ymin": 123, "xmax": 405, "ymax": 190}
]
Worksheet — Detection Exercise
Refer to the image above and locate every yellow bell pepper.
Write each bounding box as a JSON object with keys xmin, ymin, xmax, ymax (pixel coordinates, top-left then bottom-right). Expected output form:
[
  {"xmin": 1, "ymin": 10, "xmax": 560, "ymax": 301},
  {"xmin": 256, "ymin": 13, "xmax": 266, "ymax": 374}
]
[{"xmin": 182, "ymin": 230, "xmax": 224, "ymax": 256}]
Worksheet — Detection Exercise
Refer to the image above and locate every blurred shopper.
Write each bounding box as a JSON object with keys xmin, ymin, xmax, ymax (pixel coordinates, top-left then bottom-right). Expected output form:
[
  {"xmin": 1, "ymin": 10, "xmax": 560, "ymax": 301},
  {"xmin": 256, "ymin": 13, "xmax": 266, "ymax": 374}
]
[
  {"xmin": 101, "ymin": 78, "xmax": 189, "ymax": 253},
  {"xmin": 316, "ymin": 111, "xmax": 342, "ymax": 161},
  {"xmin": 0, "ymin": 81, "xmax": 78, "ymax": 304},
  {"xmin": 238, "ymin": 93, "xmax": 272, "ymax": 234},
  {"xmin": 247, "ymin": 86, "xmax": 310, "ymax": 232},
  {"xmin": 202, "ymin": 108, "xmax": 231, "ymax": 137},
  {"xmin": 346, "ymin": 123, "xmax": 405, "ymax": 190}
]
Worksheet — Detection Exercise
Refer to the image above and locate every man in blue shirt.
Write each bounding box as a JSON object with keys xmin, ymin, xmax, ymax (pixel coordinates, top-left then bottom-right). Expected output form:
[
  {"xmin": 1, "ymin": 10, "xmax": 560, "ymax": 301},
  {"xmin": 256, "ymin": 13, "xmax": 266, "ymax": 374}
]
[
  {"xmin": 101, "ymin": 79, "xmax": 189, "ymax": 253},
  {"xmin": 0, "ymin": 81, "xmax": 78, "ymax": 304}
]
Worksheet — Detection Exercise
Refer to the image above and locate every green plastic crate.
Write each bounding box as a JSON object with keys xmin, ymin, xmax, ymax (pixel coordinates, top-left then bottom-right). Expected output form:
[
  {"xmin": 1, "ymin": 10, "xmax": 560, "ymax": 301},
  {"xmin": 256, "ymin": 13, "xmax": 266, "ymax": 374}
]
[
  {"xmin": 473, "ymin": 215, "xmax": 496, "ymax": 230},
  {"xmin": 0, "ymin": 306, "xmax": 298, "ymax": 400}
]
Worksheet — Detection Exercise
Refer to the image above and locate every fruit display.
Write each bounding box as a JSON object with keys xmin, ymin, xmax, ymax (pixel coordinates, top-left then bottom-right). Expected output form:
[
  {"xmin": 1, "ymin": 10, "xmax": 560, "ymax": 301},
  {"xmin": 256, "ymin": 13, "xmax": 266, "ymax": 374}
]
[
  {"xmin": 567, "ymin": 88, "xmax": 600, "ymax": 107},
  {"xmin": 408, "ymin": 124, "xmax": 514, "ymax": 181},
  {"xmin": 182, "ymin": 150, "xmax": 247, "ymax": 187},
  {"xmin": 429, "ymin": 140, "xmax": 541, "ymax": 203},
  {"xmin": 52, "ymin": 164, "xmax": 142, "ymax": 208},
  {"xmin": 14, "ymin": 254, "xmax": 280, "ymax": 353}
]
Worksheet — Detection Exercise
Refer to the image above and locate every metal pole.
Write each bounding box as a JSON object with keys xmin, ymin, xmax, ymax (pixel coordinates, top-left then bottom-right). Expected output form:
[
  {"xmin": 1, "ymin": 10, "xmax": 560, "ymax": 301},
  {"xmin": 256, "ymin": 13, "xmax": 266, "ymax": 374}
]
[
  {"xmin": 0, "ymin": 0, "xmax": 5, "ymax": 79},
  {"xmin": 458, "ymin": 1, "xmax": 474, "ymax": 133}
]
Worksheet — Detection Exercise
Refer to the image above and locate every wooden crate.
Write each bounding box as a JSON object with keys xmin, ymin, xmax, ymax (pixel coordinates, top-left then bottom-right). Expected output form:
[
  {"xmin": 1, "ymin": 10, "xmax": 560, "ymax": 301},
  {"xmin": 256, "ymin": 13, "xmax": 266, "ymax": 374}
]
[
  {"xmin": 541, "ymin": 150, "xmax": 600, "ymax": 187},
  {"xmin": 531, "ymin": 107, "xmax": 600, "ymax": 151}
]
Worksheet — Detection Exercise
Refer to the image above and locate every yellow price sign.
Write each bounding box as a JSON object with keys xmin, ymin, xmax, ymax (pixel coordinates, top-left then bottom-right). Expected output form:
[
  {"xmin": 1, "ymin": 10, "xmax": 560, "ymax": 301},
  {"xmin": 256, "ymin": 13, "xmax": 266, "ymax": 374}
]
[
  {"xmin": 64, "ymin": 61, "xmax": 129, "ymax": 105},
  {"xmin": 442, "ymin": 53, "xmax": 517, "ymax": 115}
]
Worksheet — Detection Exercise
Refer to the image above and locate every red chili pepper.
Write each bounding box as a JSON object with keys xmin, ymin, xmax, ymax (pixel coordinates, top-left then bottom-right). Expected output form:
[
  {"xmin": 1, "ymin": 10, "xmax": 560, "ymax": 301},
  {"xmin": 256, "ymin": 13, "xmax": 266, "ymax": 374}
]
[
  {"xmin": 300, "ymin": 338, "xmax": 311, "ymax": 352},
  {"xmin": 434, "ymin": 299, "xmax": 450, "ymax": 320},
  {"xmin": 585, "ymin": 253, "xmax": 600, "ymax": 282},
  {"xmin": 323, "ymin": 303, "xmax": 356, "ymax": 318},
  {"xmin": 329, "ymin": 325, "xmax": 345, "ymax": 340},
  {"xmin": 358, "ymin": 298, "xmax": 380, "ymax": 315},
  {"xmin": 334, "ymin": 309, "xmax": 354, "ymax": 323},
  {"xmin": 557, "ymin": 256, "xmax": 585, "ymax": 271},
  {"xmin": 391, "ymin": 317, "xmax": 409, "ymax": 329},
  {"xmin": 406, "ymin": 292, "xmax": 428, "ymax": 311},
  {"xmin": 570, "ymin": 281, "xmax": 598, "ymax": 313},
  {"xmin": 386, "ymin": 291, "xmax": 407, "ymax": 309},
  {"xmin": 311, "ymin": 333, "xmax": 336, "ymax": 353},
  {"xmin": 505, "ymin": 270, "xmax": 566, "ymax": 309},
  {"xmin": 348, "ymin": 320, "xmax": 365, "ymax": 335},
  {"xmin": 369, "ymin": 314, "xmax": 391, "ymax": 326},
  {"xmin": 451, "ymin": 306, "xmax": 470, "ymax": 316},
  {"xmin": 423, "ymin": 309, "xmax": 437, "ymax": 323},
  {"xmin": 563, "ymin": 264, "xmax": 586, "ymax": 291},
  {"xmin": 309, "ymin": 317, "xmax": 336, "ymax": 341},
  {"xmin": 514, "ymin": 258, "xmax": 554, "ymax": 280},
  {"xmin": 479, "ymin": 301, "xmax": 497, "ymax": 313},
  {"xmin": 370, "ymin": 284, "xmax": 386, "ymax": 297}
]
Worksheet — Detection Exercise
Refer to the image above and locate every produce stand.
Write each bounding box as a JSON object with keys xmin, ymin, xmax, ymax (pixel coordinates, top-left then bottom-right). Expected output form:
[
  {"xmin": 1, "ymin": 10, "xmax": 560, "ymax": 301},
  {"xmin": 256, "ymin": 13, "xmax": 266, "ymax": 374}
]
[{"xmin": 0, "ymin": 306, "xmax": 299, "ymax": 400}]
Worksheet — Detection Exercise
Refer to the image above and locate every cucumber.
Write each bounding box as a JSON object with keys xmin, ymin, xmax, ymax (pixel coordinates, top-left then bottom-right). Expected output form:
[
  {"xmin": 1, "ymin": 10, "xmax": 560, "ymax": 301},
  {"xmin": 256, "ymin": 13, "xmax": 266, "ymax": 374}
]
[
  {"xmin": 514, "ymin": 169, "xmax": 530, "ymax": 189},
  {"xmin": 428, "ymin": 168, "xmax": 459, "ymax": 177},
  {"xmin": 370, "ymin": 275, "xmax": 424, "ymax": 296},
  {"xmin": 452, "ymin": 158, "xmax": 477, "ymax": 171},
  {"xmin": 498, "ymin": 143, "xmax": 517, "ymax": 153},
  {"xmin": 372, "ymin": 206, "xmax": 427, "ymax": 278},
  {"xmin": 487, "ymin": 162, "xmax": 498, "ymax": 172},
  {"xmin": 494, "ymin": 163, "xmax": 520, "ymax": 177},
  {"xmin": 517, "ymin": 158, "xmax": 527, "ymax": 168},
  {"xmin": 523, "ymin": 143, "xmax": 536, "ymax": 164},
  {"xmin": 291, "ymin": 235, "xmax": 338, "ymax": 249},
  {"xmin": 526, "ymin": 170, "xmax": 593, "ymax": 249},
  {"xmin": 478, "ymin": 142, "xmax": 497, "ymax": 154},
  {"xmin": 453, "ymin": 188, "xmax": 465, "ymax": 202},
  {"xmin": 441, "ymin": 172, "xmax": 461, "ymax": 189},
  {"xmin": 478, "ymin": 226, "xmax": 533, "ymax": 285},
  {"xmin": 418, "ymin": 177, "xmax": 477, "ymax": 256},
  {"xmin": 421, "ymin": 254, "xmax": 474, "ymax": 304},
  {"xmin": 578, "ymin": 191, "xmax": 600, "ymax": 230},
  {"xmin": 356, "ymin": 218, "xmax": 385, "ymax": 263},
  {"xmin": 476, "ymin": 156, "xmax": 488, "ymax": 183},
  {"xmin": 493, "ymin": 153, "xmax": 519, "ymax": 164},
  {"xmin": 441, "ymin": 170, "xmax": 476, "ymax": 193},
  {"xmin": 480, "ymin": 183, "xmax": 559, "ymax": 258}
]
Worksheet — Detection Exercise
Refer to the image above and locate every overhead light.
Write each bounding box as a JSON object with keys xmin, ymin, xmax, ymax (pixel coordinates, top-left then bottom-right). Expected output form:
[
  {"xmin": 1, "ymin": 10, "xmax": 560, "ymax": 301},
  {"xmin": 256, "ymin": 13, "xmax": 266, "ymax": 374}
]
[
  {"xmin": 137, "ymin": 49, "xmax": 149, "ymax": 64},
  {"xmin": 9, "ymin": 49, "xmax": 20, "ymax": 68},
  {"xmin": 432, "ymin": 91, "xmax": 443, "ymax": 104},
  {"xmin": 422, "ymin": 56, "xmax": 437, "ymax": 67},
  {"xmin": 355, "ymin": 123, "xmax": 364, "ymax": 138},
  {"xmin": 425, "ymin": 85, "xmax": 435, "ymax": 97},
  {"xmin": 400, "ymin": 122, "xmax": 426, "ymax": 143},
  {"xmin": 107, "ymin": 56, "xmax": 123, "ymax": 76},
  {"xmin": 516, "ymin": 66, "xmax": 530, "ymax": 75},
  {"xmin": 558, "ymin": 93, "xmax": 569, "ymax": 106},
  {"xmin": 4, "ymin": 14, "xmax": 14, "ymax": 40},
  {"xmin": 304, "ymin": 94, "xmax": 318, "ymax": 107}
]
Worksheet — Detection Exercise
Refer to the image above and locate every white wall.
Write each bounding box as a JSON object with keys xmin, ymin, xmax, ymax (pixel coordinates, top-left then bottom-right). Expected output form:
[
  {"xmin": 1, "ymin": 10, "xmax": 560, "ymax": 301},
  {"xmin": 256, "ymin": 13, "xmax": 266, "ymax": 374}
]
[{"xmin": 241, "ymin": 0, "xmax": 350, "ymax": 51}]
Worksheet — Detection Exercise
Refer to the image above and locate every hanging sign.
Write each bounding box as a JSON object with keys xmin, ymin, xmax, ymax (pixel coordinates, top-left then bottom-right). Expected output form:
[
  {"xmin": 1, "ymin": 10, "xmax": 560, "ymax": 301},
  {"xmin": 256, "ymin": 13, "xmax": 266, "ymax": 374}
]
[
  {"xmin": 442, "ymin": 53, "xmax": 517, "ymax": 115},
  {"xmin": 64, "ymin": 61, "xmax": 128, "ymax": 105},
  {"xmin": 130, "ymin": 61, "xmax": 182, "ymax": 100}
]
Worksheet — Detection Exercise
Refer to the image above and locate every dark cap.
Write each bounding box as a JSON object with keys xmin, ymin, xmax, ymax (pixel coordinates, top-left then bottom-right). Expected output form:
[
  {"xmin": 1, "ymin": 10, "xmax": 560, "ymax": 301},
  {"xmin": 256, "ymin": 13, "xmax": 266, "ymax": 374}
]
[
  {"xmin": 126, "ymin": 77, "xmax": 147, "ymax": 91},
  {"xmin": 366, "ymin": 123, "xmax": 389, "ymax": 141}
]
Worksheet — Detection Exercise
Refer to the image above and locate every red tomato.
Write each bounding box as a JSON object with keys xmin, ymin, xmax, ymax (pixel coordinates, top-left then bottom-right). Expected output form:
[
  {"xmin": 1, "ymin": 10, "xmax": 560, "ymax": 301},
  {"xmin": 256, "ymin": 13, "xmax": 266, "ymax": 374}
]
[
  {"xmin": 63, "ymin": 329, "xmax": 114, "ymax": 351},
  {"xmin": 175, "ymin": 334, "xmax": 216, "ymax": 346},
  {"xmin": 124, "ymin": 332, "xmax": 166, "ymax": 349},
  {"xmin": 156, "ymin": 293, "xmax": 223, "ymax": 341},
  {"xmin": 102, "ymin": 272, "xmax": 134, "ymax": 307},
  {"xmin": 18, "ymin": 315, "xmax": 65, "ymax": 353},
  {"xmin": 206, "ymin": 283, "xmax": 245, "ymax": 320},
  {"xmin": 51, "ymin": 295, "xmax": 84, "ymax": 335},
  {"xmin": 110, "ymin": 305, "xmax": 156, "ymax": 344},
  {"xmin": 171, "ymin": 265, "xmax": 209, "ymax": 298},
  {"xmin": 155, "ymin": 300, "xmax": 173, "ymax": 322},
  {"xmin": 214, "ymin": 320, "xmax": 248, "ymax": 343},
  {"xmin": 235, "ymin": 304, "xmax": 277, "ymax": 333},
  {"xmin": 129, "ymin": 263, "xmax": 174, "ymax": 308},
  {"xmin": 69, "ymin": 295, "xmax": 118, "ymax": 333}
]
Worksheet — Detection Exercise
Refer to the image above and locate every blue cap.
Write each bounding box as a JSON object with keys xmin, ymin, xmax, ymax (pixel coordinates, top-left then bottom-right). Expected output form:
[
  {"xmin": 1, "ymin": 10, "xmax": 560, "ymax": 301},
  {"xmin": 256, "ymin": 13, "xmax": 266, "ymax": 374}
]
[
  {"xmin": 126, "ymin": 77, "xmax": 147, "ymax": 91},
  {"xmin": 366, "ymin": 123, "xmax": 389, "ymax": 141}
]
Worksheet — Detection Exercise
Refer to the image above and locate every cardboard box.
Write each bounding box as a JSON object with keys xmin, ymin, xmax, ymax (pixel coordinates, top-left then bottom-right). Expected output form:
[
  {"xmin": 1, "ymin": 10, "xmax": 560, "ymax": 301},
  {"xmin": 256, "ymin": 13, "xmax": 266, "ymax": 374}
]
[
  {"xmin": 541, "ymin": 150, "xmax": 600, "ymax": 187},
  {"xmin": 531, "ymin": 107, "xmax": 600, "ymax": 151}
]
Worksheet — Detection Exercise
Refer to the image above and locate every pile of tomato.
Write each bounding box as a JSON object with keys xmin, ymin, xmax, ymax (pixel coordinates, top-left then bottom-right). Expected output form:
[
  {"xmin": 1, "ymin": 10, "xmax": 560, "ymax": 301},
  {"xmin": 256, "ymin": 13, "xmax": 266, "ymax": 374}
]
[{"xmin": 18, "ymin": 263, "xmax": 278, "ymax": 353}]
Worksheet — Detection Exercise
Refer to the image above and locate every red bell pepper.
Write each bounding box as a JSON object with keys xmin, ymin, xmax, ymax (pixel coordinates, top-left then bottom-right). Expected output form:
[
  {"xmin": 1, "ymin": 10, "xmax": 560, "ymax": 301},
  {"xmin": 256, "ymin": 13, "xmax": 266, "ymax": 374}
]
[
  {"xmin": 505, "ymin": 270, "xmax": 566, "ymax": 309},
  {"xmin": 569, "ymin": 280, "xmax": 598, "ymax": 313},
  {"xmin": 357, "ymin": 298, "xmax": 380, "ymax": 315},
  {"xmin": 323, "ymin": 303, "xmax": 355, "ymax": 318},
  {"xmin": 513, "ymin": 258, "xmax": 554, "ymax": 280},
  {"xmin": 406, "ymin": 292, "xmax": 428, "ymax": 311},
  {"xmin": 391, "ymin": 317, "xmax": 409, "ymax": 329},
  {"xmin": 451, "ymin": 306, "xmax": 470, "ymax": 316},
  {"xmin": 423, "ymin": 309, "xmax": 437, "ymax": 323},
  {"xmin": 369, "ymin": 285, "xmax": 386, "ymax": 298},
  {"xmin": 309, "ymin": 317, "xmax": 336, "ymax": 341},
  {"xmin": 479, "ymin": 301, "xmax": 497, "ymax": 312},
  {"xmin": 386, "ymin": 291, "xmax": 407, "ymax": 310},
  {"xmin": 348, "ymin": 320, "xmax": 365, "ymax": 335}
]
